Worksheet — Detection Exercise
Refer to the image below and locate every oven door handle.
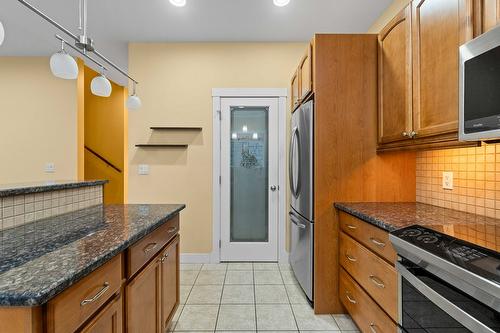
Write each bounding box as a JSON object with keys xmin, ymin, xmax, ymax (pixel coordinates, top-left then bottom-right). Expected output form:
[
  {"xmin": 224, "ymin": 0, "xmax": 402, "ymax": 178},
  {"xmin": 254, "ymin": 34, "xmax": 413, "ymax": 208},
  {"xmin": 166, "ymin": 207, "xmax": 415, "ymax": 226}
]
[{"xmin": 396, "ymin": 262, "xmax": 496, "ymax": 333}]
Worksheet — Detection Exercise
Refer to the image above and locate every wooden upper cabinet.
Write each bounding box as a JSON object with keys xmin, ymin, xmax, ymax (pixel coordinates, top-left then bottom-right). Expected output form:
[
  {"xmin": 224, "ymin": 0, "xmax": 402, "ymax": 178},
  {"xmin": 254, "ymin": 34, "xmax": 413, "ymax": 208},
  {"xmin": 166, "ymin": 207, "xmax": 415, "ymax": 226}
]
[
  {"xmin": 291, "ymin": 70, "xmax": 300, "ymax": 111},
  {"xmin": 411, "ymin": 0, "xmax": 474, "ymax": 139},
  {"xmin": 480, "ymin": 0, "xmax": 500, "ymax": 33},
  {"xmin": 299, "ymin": 44, "xmax": 313, "ymax": 100},
  {"xmin": 378, "ymin": 5, "xmax": 413, "ymax": 144}
]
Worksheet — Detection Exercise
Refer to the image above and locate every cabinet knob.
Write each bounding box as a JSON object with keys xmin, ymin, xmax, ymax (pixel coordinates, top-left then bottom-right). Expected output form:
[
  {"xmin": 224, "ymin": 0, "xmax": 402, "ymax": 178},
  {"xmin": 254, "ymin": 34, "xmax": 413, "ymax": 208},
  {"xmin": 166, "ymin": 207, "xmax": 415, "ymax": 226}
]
[
  {"xmin": 410, "ymin": 131, "xmax": 417, "ymax": 138},
  {"xmin": 402, "ymin": 131, "xmax": 408, "ymax": 137}
]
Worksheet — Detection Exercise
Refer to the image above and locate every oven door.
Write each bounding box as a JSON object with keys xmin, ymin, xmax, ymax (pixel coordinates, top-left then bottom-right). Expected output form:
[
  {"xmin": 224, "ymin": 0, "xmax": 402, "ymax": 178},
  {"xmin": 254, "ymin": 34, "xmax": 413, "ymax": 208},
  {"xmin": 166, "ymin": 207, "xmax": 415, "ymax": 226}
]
[{"xmin": 397, "ymin": 259, "xmax": 500, "ymax": 333}]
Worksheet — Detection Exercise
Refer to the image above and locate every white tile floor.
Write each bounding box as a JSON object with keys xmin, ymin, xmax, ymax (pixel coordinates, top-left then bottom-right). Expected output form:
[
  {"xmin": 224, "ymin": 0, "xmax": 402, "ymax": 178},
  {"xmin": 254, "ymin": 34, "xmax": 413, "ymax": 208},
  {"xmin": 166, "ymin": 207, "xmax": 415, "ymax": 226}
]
[{"xmin": 171, "ymin": 263, "xmax": 360, "ymax": 332}]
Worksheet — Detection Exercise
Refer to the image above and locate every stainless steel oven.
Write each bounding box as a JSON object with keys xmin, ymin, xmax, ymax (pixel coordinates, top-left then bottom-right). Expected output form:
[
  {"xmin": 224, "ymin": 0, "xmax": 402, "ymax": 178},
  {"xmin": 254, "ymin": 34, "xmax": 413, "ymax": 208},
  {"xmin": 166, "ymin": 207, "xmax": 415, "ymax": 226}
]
[
  {"xmin": 390, "ymin": 226, "xmax": 500, "ymax": 333},
  {"xmin": 460, "ymin": 24, "xmax": 500, "ymax": 141}
]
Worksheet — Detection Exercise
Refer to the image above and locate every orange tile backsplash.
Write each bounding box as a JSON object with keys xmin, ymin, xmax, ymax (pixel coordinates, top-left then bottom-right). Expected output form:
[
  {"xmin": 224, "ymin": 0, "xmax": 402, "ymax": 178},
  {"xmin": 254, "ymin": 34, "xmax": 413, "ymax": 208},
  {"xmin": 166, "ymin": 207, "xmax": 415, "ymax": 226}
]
[{"xmin": 416, "ymin": 143, "xmax": 500, "ymax": 218}]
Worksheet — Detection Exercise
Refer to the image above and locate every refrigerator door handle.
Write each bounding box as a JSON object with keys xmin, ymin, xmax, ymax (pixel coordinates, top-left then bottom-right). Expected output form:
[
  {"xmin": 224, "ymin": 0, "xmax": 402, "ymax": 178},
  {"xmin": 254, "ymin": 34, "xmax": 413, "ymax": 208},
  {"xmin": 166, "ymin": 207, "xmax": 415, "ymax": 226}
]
[
  {"xmin": 289, "ymin": 126, "xmax": 299, "ymax": 197},
  {"xmin": 289, "ymin": 212, "xmax": 306, "ymax": 229}
]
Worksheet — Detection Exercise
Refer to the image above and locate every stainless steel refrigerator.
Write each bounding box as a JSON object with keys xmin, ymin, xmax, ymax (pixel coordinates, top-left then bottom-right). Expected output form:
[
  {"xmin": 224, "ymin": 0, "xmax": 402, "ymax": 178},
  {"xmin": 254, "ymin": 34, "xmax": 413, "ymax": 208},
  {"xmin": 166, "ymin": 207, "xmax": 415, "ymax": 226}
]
[{"xmin": 289, "ymin": 100, "xmax": 314, "ymax": 303}]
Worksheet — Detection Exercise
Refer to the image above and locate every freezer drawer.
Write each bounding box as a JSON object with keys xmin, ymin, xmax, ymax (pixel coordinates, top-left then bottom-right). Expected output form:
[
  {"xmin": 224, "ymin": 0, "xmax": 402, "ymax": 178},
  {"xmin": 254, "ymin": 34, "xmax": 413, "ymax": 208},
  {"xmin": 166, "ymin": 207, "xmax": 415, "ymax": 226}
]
[{"xmin": 289, "ymin": 209, "xmax": 313, "ymax": 302}]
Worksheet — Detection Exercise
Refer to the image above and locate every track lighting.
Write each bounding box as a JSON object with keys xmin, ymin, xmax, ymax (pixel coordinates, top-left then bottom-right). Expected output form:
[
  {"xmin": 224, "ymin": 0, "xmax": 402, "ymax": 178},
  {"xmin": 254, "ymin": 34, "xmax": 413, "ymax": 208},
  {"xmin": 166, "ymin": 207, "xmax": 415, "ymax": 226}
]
[
  {"xmin": 169, "ymin": 0, "xmax": 187, "ymax": 7},
  {"xmin": 273, "ymin": 0, "xmax": 290, "ymax": 7},
  {"xmin": 91, "ymin": 68, "xmax": 112, "ymax": 97},
  {"xmin": 126, "ymin": 82, "xmax": 142, "ymax": 110},
  {"xmin": 0, "ymin": 21, "xmax": 4, "ymax": 46},
  {"xmin": 50, "ymin": 40, "xmax": 79, "ymax": 80}
]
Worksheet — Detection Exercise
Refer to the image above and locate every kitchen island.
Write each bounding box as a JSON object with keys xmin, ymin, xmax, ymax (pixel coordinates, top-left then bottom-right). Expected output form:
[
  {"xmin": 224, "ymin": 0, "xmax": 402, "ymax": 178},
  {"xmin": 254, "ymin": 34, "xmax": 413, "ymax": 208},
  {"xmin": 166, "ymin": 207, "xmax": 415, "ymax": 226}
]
[{"xmin": 0, "ymin": 180, "xmax": 185, "ymax": 333}]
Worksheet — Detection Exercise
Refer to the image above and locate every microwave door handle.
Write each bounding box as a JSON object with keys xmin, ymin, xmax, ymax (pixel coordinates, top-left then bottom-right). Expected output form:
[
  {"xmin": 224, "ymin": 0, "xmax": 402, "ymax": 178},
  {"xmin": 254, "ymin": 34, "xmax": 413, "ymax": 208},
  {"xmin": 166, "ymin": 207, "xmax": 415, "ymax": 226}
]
[{"xmin": 396, "ymin": 262, "xmax": 495, "ymax": 333}]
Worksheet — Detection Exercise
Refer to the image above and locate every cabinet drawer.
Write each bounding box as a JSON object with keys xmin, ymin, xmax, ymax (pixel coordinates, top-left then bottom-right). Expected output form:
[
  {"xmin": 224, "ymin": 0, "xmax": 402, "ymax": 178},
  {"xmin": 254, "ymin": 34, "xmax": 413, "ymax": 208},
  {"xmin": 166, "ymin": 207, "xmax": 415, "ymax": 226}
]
[
  {"xmin": 340, "ymin": 232, "xmax": 398, "ymax": 321},
  {"xmin": 127, "ymin": 215, "xmax": 179, "ymax": 278},
  {"xmin": 47, "ymin": 254, "xmax": 123, "ymax": 333},
  {"xmin": 339, "ymin": 212, "xmax": 397, "ymax": 264},
  {"xmin": 339, "ymin": 268, "xmax": 397, "ymax": 333}
]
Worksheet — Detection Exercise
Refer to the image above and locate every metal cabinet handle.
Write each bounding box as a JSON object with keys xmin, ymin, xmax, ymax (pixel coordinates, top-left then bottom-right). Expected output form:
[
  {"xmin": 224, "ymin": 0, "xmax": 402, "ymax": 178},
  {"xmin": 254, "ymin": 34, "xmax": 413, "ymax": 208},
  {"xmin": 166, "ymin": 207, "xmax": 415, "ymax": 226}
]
[
  {"xmin": 345, "ymin": 291, "xmax": 357, "ymax": 304},
  {"xmin": 370, "ymin": 237, "xmax": 386, "ymax": 248},
  {"xmin": 160, "ymin": 252, "xmax": 169, "ymax": 263},
  {"xmin": 143, "ymin": 242, "xmax": 158, "ymax": 253},
  {"xmin": 345, "ymin": 254, "xmax": 357, "ymax": 262},
  {"xmin": 167, "ymin": 227, "xmax": 177, "ymax": 233},
  {"xmin": 346, "ymin": 225, "xmax": 357, "ymax": 230},
  {"xmin": 369, "ymin": 275, "xmax": 385, "ymax": 288},
  {"xmin": 80, "ymin": 282, "xmax": 110, "ymax": 307},
  {"xmin": 369, "ymin": 323, "xmax": 378, "ymax": 333}
]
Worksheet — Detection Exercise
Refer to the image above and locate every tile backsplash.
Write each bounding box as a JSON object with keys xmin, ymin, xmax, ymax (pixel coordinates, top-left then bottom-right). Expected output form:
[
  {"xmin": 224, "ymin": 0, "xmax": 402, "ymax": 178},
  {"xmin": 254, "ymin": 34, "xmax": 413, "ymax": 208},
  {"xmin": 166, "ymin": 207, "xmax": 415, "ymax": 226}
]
[
  {"xmin": 416, "ymin": 143, "xmax": 500, "ymax": 218},
  {"xmin": 0, "ymin": 185, "xmax": 103, "ymax": 231}
]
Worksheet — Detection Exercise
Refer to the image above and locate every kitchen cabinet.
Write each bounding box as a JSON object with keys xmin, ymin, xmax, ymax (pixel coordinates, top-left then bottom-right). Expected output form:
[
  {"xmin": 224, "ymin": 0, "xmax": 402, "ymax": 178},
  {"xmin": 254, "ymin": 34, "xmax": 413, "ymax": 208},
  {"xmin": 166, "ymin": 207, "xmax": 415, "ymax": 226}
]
[
  {"xmin": 480, "ymin": 0, "xmax": 500, "ymax": 33},
  {"xmin": 378, "ymin": 5, "xmax": 413, "ymax": 144},
  {"xmin": 160, "ymin": 237, "xmax": 180, "ymax": 332},
  {"xmin": 127, "ymin": 235, "xmax": 180, "ymax": 333},
  {"xmin": 299, "ymin": 44, "xmax": 313, "ymax": 100},
  {"xmin": 80, "ymin": 293, "xmax": 123, "ymax": 333},
  {"xmin": 291, "ymin": 70, "xmax": 300, "ymax": 111},
  {"xmin": 338, "ymin": 212, "xmax": 399, "ymax": 331},
  {"xmin": 378, "ymin": 0, "xmax": 479, "ymax": 151},
  {"xmin": 290, "ymin": 43, "xmax": 313, "ymax": 112}
]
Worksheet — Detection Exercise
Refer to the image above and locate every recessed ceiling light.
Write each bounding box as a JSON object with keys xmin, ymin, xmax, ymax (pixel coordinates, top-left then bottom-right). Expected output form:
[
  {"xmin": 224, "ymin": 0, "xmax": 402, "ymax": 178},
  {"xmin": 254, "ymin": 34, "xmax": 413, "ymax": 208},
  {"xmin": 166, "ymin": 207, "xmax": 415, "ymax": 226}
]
[
  {"xmin": 273, "ymin": 0, "xmax": 290, "ymax": 7},
  {"xmin": 169, "ymin": 0, "xmax": 186, "ymax": 7}
]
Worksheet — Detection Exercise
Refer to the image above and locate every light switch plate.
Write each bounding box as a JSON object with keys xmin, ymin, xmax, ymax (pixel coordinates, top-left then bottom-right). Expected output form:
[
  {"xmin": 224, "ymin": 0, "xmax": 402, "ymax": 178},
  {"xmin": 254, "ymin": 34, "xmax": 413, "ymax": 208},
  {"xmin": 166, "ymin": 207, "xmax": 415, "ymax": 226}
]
[
  {"xmin": 442, "ymin": 171, "xmax": 454, "ymax": 190},
  {"xmin": 138, "ymin": 164, "xmax": 150, "ymax": 175},
  {"xmin": 45, "ymin": 162, "xmax": 56, "ymax": 173}
]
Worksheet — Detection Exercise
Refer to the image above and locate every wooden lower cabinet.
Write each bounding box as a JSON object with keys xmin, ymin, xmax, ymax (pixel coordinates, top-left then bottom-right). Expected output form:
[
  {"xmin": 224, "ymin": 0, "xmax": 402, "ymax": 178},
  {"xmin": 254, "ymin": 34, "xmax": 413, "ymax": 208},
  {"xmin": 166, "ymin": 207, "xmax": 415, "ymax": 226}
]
[
  {"xmin": 161, "ymin": 237, "xmax": 180, "ymax": 332},
  {"xmin": 80, "ymin": 293, "xmax": 123, "ymax": 333},
  {"xmin": 126, "ymin": 235, "xmax": 180, "ymax": 333},
  {"xmin": 339, "ymin": 268, "xmax": 397, "ymax": 333}
]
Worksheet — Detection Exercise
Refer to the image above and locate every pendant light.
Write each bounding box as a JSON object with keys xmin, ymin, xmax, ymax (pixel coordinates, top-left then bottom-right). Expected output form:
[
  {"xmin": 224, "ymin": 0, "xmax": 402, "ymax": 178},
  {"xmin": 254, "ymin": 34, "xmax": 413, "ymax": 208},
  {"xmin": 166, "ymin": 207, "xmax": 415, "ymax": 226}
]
[
  {"xmin": 273, "ymin": 0, "xmax": 290, "ymax": 6},
  {"xmin": 91, "ymin": 67, "xmax": 112, "ymax": 97},
  {"xmin": 169, "ymin": 0, "xmax": 186, "ymax": 7},
  {"xmin": 0, "ymin": 21, "xmax": 5, "ymax": 45},
  {"xmin": 126, "ymin": 82, "xmax": 142, "ymax": 110},
  {"xmin": 50, "ymin": 40, "xmax": 79, "ymax": 80}
]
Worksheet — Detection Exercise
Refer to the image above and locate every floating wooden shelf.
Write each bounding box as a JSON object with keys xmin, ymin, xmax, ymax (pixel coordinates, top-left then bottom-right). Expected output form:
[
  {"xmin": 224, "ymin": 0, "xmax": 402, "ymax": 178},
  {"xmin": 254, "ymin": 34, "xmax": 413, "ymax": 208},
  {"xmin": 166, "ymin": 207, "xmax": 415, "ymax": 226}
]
[
  {"xmin": 150, "ymin": 126, "xmax": 203, "ymax": 131},
  {"xmin": 135, "ymin": 144, "xmax": 188, "ymax": 148}
]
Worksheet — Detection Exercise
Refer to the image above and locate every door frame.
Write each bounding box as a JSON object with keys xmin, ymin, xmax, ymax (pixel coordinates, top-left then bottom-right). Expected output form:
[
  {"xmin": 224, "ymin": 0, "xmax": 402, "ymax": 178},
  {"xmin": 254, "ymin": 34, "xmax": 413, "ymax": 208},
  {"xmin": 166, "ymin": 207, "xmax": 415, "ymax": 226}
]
[{"xmin": 211, "ymin": 88, "xmax": 288, "ymax": 264}]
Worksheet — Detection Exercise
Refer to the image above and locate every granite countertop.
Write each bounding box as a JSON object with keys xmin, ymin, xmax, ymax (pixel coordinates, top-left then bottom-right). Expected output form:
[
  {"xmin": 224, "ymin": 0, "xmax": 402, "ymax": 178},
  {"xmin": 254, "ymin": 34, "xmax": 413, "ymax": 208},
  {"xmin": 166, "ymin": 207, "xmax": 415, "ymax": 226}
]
[
  {"xmin": 0, "ymin": 203, "xmax": 185, "ymax": 306},
  {"xmin": 0, "ymin": 180, "xmax": 108, "ymax": 197},
  {"xmin": 335, "ymin": 202, "xmax": 500, "ymax": 253}
]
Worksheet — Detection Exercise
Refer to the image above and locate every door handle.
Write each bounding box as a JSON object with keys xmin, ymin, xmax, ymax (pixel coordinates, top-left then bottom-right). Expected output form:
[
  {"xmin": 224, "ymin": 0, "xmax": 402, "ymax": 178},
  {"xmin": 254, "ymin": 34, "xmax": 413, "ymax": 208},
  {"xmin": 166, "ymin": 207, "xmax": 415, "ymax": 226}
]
[
  {"xmin": 270, "ymin": 185, "xmax": 277, "ymax": 191},
  {"xmin": 370, "ymin": 237, "xmax": 386, "ymax": 248},
  {"xmin": 289, "ymin": 213, "xmax": 306, "ymax": 229}
]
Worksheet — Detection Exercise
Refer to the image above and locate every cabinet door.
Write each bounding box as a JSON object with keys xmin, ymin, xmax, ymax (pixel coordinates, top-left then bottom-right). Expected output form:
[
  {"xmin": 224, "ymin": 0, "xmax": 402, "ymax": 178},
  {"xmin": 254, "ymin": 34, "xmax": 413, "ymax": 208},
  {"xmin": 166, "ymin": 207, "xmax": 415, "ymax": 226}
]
[
  {"xmin": 412, "ymin": 0, "xmax": 474, "ymax": 138},
  {"xmin": 126, "ymin": 254, "xmax": 161, "ymax": 333},
  {"xmin": 80, "ymin": 294, "xmax": 123, "ymax": 333},
  {"xmin": 378, "ymin": 5, "xmax": 413, "ymax": 144},
  {"xmin": 161, "ymin": 236, "xmax": 180, "ymax": 332},
  {"xmin": 291, "ymin": 70, "xmax": 299, "ymax": 111},
  {"xmin": 481, "ymin": 0, "xmax": 500, "ymax": 32},
  {"xmin": 299, "ymin": 44, "xmax": 313, "ymax": 100}
]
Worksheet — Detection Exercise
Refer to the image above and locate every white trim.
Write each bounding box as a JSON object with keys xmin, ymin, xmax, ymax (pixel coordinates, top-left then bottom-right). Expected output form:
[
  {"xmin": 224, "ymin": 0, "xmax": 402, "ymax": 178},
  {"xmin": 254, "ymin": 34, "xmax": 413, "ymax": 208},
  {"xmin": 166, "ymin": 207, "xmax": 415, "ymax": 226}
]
[
  {"xmin": 180, "ymin": 253, "xmax": 211, "ymax": 264},
  {"xmin": 211, "ymin": 88, "xmax": 288, "ymax": 264},
  {"xmin": 212, "ymin": 88, "xmax": 288, "ymax": 98}
]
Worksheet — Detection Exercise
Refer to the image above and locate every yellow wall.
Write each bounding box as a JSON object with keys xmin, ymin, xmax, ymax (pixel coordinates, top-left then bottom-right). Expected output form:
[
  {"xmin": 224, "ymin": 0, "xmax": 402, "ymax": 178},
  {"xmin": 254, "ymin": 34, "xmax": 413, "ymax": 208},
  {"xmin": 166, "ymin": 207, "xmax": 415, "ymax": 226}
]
[
  {"xmin": 83, "ymin": 66, "xmax": 126, "ymax": 204},
  {"xmin": 368, "ymin": 0, "xmax": 411, "ymax": 33},
  {"xmin": 128, "ymin": 43, "xmax": 307, "ymax": 254},
  {"xmin": 0, "ymin": 57, "xmax": 77, "ymax": 184}
]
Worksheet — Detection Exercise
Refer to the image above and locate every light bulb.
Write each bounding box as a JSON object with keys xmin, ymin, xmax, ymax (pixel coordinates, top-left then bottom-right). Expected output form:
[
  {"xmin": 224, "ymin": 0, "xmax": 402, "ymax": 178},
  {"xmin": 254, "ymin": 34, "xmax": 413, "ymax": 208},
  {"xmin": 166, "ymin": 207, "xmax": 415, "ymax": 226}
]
[
  {"xmin": 0, "ymin": 21, "xmax": 4, "ymax": 46},
  {"xmin": 91, "ymin": 74, "xmax": 112, "ymax": 97},
  {"xmin": 242, "ymin": 125, "xmax": 248, "ymax": 133},
  {"xmin": 127, "ymin": 95, "xmax": 142, "ymax": 110},
  {"xmin": 232, "ymin": 133, "xmax": 238, "ymax": 140},
  {"xmin": 273, "ymin": 0, "xmax": 290, "ymax": 6},
  {"xmin": 169, "ymin": 0, "xmax": 186, "ymax": 7},
  {"xmin": 252, "ymin": 133, "xmax": 258, "ymax": 140},
  {"xmin": 50, "ymin": 51, "xmax": 78, "ymax": 80}
]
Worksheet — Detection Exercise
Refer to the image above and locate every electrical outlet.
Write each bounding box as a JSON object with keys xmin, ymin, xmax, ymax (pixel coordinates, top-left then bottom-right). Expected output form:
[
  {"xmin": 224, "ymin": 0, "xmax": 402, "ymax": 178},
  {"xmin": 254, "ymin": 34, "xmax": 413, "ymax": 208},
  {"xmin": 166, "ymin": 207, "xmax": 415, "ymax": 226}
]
[
  {"xmin": 443, "ymin": 171, "xmax": 454, "ymax": 190},
  {"xmin": 44, "ymin": 163, "xmax": 56, "ymax": 173},
  {"xmin": 138, "ymin": 164, "xmax": 150, "ymax": 175}
]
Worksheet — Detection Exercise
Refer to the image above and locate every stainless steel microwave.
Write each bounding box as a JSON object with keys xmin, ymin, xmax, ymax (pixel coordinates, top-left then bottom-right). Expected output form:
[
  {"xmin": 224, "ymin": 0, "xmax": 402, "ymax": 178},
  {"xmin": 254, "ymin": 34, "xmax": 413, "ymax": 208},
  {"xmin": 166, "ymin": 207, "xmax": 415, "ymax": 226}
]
[{"xmin": 459, "ymin": 24, "xmax": 500, "ymax": 141}]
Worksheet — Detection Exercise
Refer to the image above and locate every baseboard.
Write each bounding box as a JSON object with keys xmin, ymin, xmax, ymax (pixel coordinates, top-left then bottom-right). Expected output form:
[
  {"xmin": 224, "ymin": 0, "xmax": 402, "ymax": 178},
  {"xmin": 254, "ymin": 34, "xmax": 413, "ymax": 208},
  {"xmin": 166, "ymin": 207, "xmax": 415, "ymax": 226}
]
[{"xmin": 180, "ymin": 253, "xmax": 211, "ymax": 264}]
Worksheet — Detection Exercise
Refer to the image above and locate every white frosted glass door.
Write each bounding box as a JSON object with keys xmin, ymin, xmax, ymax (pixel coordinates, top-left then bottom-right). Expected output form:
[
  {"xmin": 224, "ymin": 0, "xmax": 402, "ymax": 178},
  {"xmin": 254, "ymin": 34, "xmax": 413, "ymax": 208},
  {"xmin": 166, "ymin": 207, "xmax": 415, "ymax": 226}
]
[{"xmin": 220, "ymin": 98, "xmax": 279, "ymax": 261}]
